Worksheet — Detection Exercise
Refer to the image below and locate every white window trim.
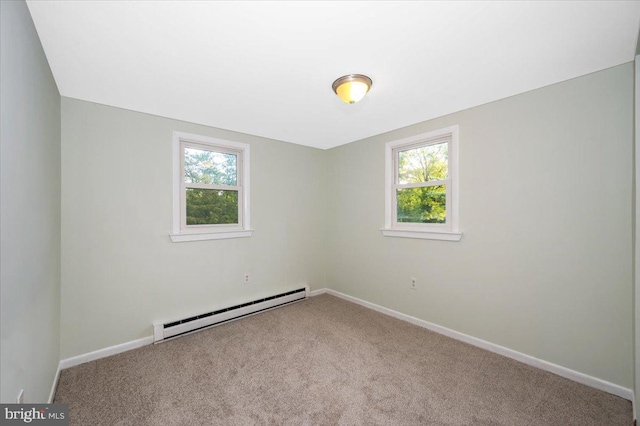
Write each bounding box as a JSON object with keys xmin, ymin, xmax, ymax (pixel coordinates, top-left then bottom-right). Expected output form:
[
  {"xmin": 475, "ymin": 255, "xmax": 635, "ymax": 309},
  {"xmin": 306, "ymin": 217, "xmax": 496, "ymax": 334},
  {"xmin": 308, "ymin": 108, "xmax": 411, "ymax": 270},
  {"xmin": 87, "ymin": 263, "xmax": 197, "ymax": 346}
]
[
  {"xmin": 170, "ymin": 131, "xmax": 252, "ymax": 242},
  {"xmin": 381, "ymin": 125, "xmax": 462, "ymax": 242}
]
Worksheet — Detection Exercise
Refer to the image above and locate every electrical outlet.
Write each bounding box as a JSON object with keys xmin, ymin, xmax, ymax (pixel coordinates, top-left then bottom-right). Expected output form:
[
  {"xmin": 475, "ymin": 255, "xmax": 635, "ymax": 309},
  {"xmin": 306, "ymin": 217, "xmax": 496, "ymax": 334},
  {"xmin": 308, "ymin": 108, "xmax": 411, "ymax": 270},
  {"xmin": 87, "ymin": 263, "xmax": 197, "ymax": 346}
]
[
  {"xmin": 243, "ymin": 272, "xmax": 250, "ymax": 284},
  {"xmin": 17, "ymin": 389, "xmax": 24, "ymax": 404},
  {"xmin": 410, "ymin": 277, "xmax": 417, "ymax": 290}
]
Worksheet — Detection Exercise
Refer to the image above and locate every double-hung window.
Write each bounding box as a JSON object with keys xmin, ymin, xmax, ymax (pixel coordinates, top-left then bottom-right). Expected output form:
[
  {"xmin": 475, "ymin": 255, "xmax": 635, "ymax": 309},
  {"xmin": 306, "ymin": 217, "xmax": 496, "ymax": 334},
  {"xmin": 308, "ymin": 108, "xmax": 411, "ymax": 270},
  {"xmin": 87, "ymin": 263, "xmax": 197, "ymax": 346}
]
[
  {"xmin": 170, "ymin": 132, "xmax": 251, "ymax": 242},
  {"xmin": 382, "ymin": 125, "xmax": 461, "ymax": 241}
]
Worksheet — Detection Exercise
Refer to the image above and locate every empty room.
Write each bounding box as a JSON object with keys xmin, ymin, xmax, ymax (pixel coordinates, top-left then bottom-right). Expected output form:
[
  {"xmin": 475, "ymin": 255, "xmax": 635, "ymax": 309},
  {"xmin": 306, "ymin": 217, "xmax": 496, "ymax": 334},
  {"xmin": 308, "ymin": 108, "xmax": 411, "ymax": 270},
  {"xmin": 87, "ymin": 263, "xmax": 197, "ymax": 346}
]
[{"xmin": 2, "ymin": 1, "xmax": 640, "ymax": 425}]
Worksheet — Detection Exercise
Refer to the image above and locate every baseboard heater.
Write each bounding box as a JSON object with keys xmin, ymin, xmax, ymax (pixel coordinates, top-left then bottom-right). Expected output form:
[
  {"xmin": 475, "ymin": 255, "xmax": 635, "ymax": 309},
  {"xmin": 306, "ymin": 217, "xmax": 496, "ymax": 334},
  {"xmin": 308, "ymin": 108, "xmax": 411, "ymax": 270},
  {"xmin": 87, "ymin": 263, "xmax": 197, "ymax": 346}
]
[{"xmin": 153, "ymin": 286, "xmax": 308, "ymax": 343}]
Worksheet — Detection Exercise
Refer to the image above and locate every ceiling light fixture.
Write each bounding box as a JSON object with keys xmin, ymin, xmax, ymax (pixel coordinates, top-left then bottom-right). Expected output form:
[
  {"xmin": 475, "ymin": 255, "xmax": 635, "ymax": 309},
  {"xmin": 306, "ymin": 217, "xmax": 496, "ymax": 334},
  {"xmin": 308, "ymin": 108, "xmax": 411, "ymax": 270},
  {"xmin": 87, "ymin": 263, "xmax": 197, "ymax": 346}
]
[{"xmin": 332, "ymin": 74, "xmax": 373, "ymax": 104}]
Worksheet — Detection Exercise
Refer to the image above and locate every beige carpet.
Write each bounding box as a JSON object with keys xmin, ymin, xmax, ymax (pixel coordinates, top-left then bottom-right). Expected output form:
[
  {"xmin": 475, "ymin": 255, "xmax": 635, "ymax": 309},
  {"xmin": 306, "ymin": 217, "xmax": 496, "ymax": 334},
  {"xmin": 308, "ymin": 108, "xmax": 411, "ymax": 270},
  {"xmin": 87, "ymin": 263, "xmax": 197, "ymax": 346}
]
[{"xmin": 54, "ymin": 294, "xmax": 632, "ymax": 425}]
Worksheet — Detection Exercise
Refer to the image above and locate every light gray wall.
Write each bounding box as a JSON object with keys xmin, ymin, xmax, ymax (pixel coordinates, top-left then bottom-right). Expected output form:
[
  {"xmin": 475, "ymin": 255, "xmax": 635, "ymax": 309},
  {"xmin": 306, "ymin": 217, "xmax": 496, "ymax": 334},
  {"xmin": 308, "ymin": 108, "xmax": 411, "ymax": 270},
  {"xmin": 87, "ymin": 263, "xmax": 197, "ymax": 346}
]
[
  {"xmin": 60, "ymin": 98, "xmax": 327, "ymax": 359},
  {"xmin": 326, "ymin": 63, "xmax": 634, "ymax": 388},
  {"xmin": 0, "ymin": 0, "xmax": 61, "ymax": 403}
]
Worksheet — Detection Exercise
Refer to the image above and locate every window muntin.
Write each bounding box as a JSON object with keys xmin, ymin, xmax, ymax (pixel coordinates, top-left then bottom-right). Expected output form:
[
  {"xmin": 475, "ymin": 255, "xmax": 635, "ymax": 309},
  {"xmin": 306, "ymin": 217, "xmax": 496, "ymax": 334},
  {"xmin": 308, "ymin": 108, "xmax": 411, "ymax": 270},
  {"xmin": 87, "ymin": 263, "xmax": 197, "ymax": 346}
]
[{"xmin": 171, "ymin": 132, "xmax": 251, "ymax": 242}]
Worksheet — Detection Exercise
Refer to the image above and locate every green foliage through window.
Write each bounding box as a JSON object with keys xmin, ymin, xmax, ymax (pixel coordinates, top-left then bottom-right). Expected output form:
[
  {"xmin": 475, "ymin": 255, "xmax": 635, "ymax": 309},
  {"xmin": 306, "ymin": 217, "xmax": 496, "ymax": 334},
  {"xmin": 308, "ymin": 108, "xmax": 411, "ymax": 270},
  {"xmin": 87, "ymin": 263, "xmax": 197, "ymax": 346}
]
[
  {"xmin": 186, "ymin": 189, "xmax": 238, "ymax": 225},
  {"xmin": 397, "ymin": 186, "xmax": 446, "ymax": 223},
  {"xmin": 395, "ymin": 141, "xmax": 448, "ymax": 224},
  {"xmin": 183, "ymin": 145, "xmax": 240, "ymax": 226}
]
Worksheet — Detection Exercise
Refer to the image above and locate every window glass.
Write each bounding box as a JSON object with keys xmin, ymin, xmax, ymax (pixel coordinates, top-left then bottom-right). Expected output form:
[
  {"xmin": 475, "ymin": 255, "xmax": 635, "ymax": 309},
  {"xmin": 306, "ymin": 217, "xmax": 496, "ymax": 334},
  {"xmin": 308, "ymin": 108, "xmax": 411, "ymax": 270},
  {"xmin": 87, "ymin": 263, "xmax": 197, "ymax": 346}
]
[
  {"xmin": 172, "ymin": 132, "xmax": 251, "ymax": 242},
  {"xmin": 398, "ymin": 142, "xmax": 448, "ymax": 184},
  {"xmin": 382, "ymin": 125, "xmax": 460, "ymax": 240},
  {"xmin": 396, "ymin": 186, "xmax": 446, "ymax": 224},
  {"xmin": 185, "ymin": 188, "xmax": 239, "ymax": 225},
  {"xmin": 184, "ymin": 147, "xmax": 237, "ymax": 186}
]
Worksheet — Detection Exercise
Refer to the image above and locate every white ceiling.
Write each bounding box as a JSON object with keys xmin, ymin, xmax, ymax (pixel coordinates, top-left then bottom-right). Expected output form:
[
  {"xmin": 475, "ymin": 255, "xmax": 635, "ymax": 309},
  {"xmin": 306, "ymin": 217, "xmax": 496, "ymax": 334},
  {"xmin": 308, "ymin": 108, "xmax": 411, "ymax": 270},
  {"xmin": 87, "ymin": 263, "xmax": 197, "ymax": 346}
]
[{"xmin": 27, "ymin": 1, "xmax": 640, "ymax": 150}]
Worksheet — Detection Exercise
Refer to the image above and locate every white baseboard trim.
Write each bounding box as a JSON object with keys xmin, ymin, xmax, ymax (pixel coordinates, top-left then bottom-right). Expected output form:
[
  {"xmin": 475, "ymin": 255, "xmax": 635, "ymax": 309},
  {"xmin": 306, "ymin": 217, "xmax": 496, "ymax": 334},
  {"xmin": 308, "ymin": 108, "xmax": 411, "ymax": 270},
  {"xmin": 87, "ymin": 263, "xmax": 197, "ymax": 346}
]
[
  {"xmin": 59, "ymin": 336, "xmax": 154, "ymax": 370},
  {"xmin": 323, "ymin": 288, "xmax": 634, "ymax": 402},
  {"xmin": 55, "ymin": 289, "xmax": 633, "ymax": 404},
  {"xmin": 48, "ymin": 361, "xmax": 62, "ymax": 403},
  {"xmin": 59, "ymin": 289, "xmax": 320, "ymax": 372},
  {"xmin": 309, "ymin": 288, "xmax": 327, "ymax": 297}
]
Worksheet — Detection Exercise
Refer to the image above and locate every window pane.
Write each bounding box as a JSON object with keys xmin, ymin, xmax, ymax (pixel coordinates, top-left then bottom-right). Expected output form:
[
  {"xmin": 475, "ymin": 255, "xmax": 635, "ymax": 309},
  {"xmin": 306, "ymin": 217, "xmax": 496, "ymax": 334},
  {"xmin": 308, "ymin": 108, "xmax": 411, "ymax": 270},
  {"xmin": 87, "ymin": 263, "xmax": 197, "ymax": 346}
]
[
  {"xmin": 184, "ymin": 147, "xmax": 237, "ymax": 185},
  {"xmin": 397, "ymin": 186, "xmax": 446, "ymax": 223},
  {"xmin": 398, "ymin": 142, "xmax": 448, "ymax": 184},
  {"xmin": 186, "ymin": 188, "xmax": 238, "ymax": 225}
]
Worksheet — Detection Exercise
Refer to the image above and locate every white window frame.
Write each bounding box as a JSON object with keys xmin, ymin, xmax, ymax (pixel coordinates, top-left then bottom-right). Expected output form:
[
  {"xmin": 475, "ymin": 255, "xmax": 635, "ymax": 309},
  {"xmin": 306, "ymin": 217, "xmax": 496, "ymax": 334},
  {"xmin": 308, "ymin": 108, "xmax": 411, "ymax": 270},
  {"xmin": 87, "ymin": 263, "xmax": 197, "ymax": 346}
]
[
  {"xmin": 170, "ymin": 131, "xmax": 252, "ymax": 242},
  {"xmin": 381, "ymin": 125, "xmax": 462, "ymax": 241}
]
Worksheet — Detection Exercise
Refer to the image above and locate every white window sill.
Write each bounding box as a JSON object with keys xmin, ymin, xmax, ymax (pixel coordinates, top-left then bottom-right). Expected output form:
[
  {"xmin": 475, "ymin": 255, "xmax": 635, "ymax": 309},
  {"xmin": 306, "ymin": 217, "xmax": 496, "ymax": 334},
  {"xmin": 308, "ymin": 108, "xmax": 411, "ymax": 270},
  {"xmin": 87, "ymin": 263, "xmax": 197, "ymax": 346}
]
[
  {"xmin": 170, "ymin": 229, "xmax": 253, "ymax": 243},
  {"xmin": 380, "ymin": 228, "xmax": 463, "ymax": 241}
]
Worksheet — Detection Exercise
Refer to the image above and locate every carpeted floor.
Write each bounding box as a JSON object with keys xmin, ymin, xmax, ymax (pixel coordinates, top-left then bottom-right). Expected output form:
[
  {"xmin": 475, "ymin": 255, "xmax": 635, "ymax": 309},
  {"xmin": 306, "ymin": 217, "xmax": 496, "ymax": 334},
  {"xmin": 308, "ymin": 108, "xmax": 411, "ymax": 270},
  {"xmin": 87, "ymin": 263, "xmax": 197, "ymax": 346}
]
[{"xmin": 54, "ymin": 294, "xmax": 632, "ymax": 425}]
